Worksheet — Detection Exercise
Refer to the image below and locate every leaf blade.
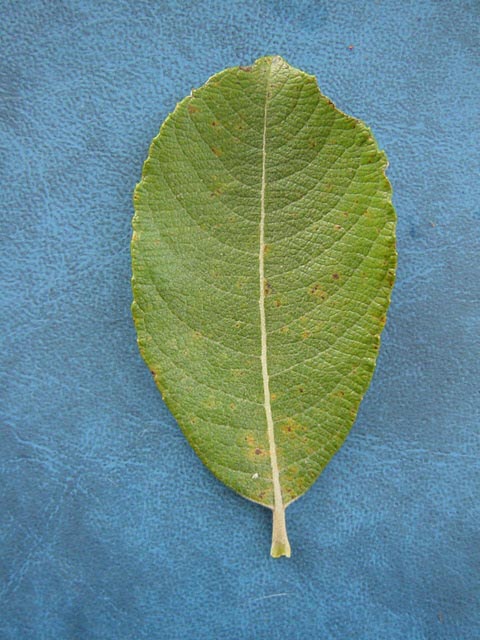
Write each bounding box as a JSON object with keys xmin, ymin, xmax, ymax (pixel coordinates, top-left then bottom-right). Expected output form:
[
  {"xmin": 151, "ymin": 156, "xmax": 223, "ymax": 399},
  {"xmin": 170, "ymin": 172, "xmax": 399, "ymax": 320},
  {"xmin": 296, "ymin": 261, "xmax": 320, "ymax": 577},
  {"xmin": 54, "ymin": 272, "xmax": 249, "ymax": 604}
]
[{"xmin": 132, "ymin": 56, "xmax": 396, "ymax": 555}]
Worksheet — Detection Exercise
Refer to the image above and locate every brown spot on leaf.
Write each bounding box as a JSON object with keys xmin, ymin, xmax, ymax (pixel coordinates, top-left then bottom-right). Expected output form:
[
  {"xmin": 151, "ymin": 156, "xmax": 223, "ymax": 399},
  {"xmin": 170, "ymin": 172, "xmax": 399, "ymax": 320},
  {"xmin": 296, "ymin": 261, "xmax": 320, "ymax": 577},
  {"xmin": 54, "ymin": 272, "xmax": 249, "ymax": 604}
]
[
  {"xmin": 281, "ymin": 418, "xmax": 305, "ymax": 435},
  {"xmin": 264, "ymin": 280, "xmax": 272, "ymax": 296},
  {"xmin": 255, "ymin": 448, "xmax": 262, "ymax": 455},
  {"xmin": 239, "ymin": 65, "xmax": 252, "ymax": 72},
  {"xmin": 332, "ymin": 273, "xmax": 340, "ymax": 280},
  {"xmin": 274, "ymin": 299, "xmax": 281, "ymax": 308},
  {"xmin": 334, "ymin": 224, "xmax": 343, "ymax": 231},
  {"xmin": 188, "ymin": 104, "xmax": 199, "ymax": 114},
  {"xmin": 211, "ymin": 120, "xmax": 219, "ymax": 127},
  {"xmin": 309, "ymin": 284, "xmax": 327, "ymax": 300},
  {"xmin": 211, "ymin": 146, "xmax": 222, "ymax": 157}
]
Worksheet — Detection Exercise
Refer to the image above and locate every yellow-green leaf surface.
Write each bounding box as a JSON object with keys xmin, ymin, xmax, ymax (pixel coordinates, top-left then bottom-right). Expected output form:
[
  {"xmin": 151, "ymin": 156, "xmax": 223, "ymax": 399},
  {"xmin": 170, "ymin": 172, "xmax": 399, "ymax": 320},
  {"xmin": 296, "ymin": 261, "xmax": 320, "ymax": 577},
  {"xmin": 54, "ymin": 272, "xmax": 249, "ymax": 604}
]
[{"xmin": 132, "ymin": 56, "xmax": 396, "ymax": 557}]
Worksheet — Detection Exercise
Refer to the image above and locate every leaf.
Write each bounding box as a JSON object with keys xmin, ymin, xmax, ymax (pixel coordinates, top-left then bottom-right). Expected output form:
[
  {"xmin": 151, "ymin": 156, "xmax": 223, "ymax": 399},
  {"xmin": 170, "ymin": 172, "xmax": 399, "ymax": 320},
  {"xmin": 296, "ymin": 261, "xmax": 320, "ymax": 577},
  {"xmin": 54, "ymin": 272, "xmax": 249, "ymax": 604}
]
[{"xmin": 131, "ymin": 56, "xmax": 396, "ymax": 558}]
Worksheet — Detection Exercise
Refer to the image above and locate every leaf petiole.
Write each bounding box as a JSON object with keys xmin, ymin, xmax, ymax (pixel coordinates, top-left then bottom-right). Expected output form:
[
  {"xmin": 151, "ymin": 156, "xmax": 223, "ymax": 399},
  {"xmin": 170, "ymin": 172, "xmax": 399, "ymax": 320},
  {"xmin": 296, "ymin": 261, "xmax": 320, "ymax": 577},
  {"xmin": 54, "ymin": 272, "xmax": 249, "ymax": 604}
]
[{"xmin": 271, "ymin": 506, "xmax": 291, "ymax": 558}]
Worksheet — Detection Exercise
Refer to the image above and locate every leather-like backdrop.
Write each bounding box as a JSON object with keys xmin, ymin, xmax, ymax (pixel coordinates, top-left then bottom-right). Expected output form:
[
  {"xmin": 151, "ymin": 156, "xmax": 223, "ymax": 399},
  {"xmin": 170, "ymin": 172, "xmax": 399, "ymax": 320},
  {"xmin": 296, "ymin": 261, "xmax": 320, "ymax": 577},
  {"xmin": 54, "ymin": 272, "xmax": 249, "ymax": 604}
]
[{"xmin": 1, "ymin": 1, "xmax": 479, "ymax": 638}]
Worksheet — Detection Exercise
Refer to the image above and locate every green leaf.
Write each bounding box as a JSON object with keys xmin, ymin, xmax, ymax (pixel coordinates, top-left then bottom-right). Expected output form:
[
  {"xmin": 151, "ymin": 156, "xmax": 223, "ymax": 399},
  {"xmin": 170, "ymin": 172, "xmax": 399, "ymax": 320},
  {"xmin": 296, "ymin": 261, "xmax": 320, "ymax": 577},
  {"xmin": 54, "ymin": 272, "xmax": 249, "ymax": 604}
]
[{"xmin": 131, "ymin": 56, "xmax": 396, "ymax": 558}]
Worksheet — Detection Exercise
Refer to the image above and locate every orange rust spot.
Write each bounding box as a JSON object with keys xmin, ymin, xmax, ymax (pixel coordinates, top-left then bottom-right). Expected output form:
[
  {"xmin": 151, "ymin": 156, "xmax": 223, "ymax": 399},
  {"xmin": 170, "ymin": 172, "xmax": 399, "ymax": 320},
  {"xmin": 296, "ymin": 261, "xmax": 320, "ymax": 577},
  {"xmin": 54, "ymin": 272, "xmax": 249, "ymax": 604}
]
[
  {"xmin": 263, "ymin": 244, "xmax": 270, "ymax": 256},
  {"xmin": 270, "ymin": 393, "xmax": 277, "ymax": 402},
  {"xmin": 301, "ymin": 329, "xmax": 311, "ymax": 339},
  {"xmin": 230, "ymin": 402, "xmax": 236, "ymax": 411}
]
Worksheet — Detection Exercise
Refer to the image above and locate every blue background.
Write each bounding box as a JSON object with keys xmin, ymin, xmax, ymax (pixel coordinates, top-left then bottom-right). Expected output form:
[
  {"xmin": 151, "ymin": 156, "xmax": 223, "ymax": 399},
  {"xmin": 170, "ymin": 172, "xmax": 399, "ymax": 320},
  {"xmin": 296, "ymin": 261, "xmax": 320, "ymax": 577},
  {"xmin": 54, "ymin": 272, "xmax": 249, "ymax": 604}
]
[{"xmin": 1, "ymin": 1, "xmax": 479, "ymax": 638}]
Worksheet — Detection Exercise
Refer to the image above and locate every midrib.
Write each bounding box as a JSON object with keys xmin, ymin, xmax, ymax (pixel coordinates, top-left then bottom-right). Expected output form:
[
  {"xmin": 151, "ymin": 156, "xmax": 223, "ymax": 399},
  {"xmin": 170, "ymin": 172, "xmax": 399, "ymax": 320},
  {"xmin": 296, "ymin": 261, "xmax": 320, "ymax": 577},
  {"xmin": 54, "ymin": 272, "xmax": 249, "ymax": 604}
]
[{"xmin": 258, "ymin": 65, "xmax": 284, "ymax": 519}]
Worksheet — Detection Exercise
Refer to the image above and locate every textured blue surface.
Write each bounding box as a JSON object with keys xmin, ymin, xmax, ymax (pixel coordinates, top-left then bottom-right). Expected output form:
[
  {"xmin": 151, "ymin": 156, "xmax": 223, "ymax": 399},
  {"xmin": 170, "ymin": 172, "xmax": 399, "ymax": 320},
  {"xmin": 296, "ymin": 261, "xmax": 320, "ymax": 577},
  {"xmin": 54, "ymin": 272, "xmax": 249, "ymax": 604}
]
[{"xmin": 1, "ymin": 1, "xmax": 479, "ymax": 638}]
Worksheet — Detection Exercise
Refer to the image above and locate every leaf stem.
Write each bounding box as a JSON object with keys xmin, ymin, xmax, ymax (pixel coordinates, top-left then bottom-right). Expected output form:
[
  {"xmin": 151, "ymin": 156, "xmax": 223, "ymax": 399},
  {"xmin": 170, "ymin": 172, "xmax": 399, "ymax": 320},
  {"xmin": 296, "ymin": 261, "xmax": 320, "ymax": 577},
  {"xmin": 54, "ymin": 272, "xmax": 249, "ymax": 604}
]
[{"xmin": 270, "ymin": 505, "xmax": 291, "ymax": 558}]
